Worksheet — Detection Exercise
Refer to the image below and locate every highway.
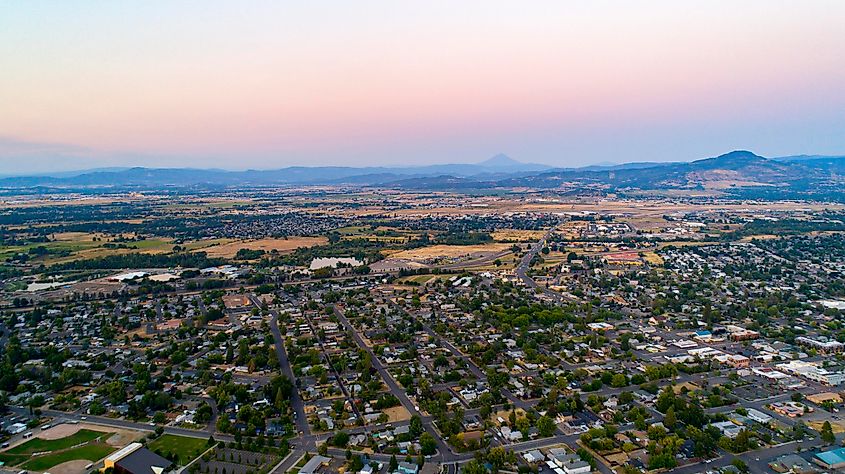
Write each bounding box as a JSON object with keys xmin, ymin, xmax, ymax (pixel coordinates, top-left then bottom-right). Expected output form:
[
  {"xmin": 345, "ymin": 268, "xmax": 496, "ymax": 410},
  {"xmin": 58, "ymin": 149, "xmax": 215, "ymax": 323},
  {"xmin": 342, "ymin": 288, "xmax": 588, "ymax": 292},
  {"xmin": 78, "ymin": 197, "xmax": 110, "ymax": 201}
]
[{"xmin": 513, "ymin": 229, "xmax": 576, "ymax": 303}]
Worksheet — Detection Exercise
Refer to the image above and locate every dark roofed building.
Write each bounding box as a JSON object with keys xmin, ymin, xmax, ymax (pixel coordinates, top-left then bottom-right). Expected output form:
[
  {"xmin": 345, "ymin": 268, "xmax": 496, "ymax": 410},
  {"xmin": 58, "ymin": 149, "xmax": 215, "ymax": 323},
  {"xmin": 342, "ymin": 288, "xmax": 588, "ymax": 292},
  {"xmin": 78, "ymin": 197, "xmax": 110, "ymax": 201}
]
[{"xmin": 104, "ymin": 443, "xmax": 172, "ymax": 474}]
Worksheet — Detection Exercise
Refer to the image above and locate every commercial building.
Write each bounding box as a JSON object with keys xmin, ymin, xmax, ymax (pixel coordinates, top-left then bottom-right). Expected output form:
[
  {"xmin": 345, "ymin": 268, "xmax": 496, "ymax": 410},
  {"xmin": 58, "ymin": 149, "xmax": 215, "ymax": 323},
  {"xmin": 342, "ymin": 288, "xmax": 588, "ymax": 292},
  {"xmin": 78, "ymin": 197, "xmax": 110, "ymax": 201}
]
[
  {"xmin": 777, "ymin": 360, "xmax": 845, "ymax": 386},
  {"xmin": 299, "ymin": 455, "xmax": 331, "ymax": 474},
  {"xmin": 746, "ymin": 408, "xmax": 773, "ymax": 424},
  {"xmin": 814, "ymin": 447, "xmax": 845, "ymax": 470},
  {"xmin": 795, "ymin": 336, "xmax": 845, "ymax": 353},
  {"xmin": 103, "ymin": 443, "xmax": 172, "ymax": 474}
]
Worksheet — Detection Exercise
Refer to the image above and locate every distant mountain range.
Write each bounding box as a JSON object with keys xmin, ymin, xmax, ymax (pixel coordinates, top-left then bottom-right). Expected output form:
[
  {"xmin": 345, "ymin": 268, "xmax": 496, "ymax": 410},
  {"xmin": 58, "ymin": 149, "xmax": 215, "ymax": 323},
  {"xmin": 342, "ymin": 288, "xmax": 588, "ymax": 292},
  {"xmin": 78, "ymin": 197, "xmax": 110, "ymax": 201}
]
[
  {"xmin": 386, "ymin": 151, "xmax": 845, "ymax": 198},
  {"xmin": 4, "ymin": 151, "xmax": 845, "ymax": 200},
  {"xmin": 0, "ymin": 153, "xmax": 550, "ymax": 188}
]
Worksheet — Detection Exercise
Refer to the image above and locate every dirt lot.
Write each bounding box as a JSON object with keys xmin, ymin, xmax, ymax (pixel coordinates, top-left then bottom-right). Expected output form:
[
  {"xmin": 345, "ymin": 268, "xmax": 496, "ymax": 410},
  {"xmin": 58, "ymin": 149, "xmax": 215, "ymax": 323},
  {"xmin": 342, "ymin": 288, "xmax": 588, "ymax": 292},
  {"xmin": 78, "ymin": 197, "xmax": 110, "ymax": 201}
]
[
  {"xmin": 382, "ymin": 405, "xmax": 411, "ymax": 423},
  {"xmin": 809, "ymin": 419, "xmax": 845, "ymax": 434},
  {"xmin": 48, "ymin": 459, "xmax": 91, "ymax": 474},
  {"xmin": 40, "ymin": 423, "xmax": 143, "ymax": 446},
  {"xmin": 201, "ymin": 237, "xmax": 327, "ymax": 258},
  {"xmin": 491, "ymin": 408, "xmax": 528, "ymax": 426}
]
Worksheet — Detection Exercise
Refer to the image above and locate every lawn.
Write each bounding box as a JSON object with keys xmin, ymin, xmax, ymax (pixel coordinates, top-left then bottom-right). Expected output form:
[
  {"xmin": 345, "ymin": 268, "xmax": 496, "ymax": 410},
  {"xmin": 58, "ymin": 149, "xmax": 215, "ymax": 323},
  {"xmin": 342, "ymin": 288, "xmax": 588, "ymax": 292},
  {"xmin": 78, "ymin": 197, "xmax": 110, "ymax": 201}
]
[
  {"xmin": 147, "ymin": 435, "xmax": 208, "ymax": 465},
  {"xmin": 19, "ymin": 443, "xmax": 116, "ymax": 471},
  {"xmin": 0, "ymin": 453, "xmax": 28, "ymax": 466},
  {"xmin": 4, "ymin": 429, "xmax": 107, "ymax": 455}
]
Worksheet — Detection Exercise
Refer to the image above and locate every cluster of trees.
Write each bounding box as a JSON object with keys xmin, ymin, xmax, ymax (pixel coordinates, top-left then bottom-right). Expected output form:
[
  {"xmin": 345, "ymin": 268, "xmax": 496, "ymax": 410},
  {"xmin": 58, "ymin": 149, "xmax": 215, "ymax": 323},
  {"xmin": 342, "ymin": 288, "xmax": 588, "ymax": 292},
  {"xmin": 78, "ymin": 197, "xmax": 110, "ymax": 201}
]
[
  {"xmin": 234, "ymin": 248, "xmax": 266, "ymax": 260},
  {"xmin": 258, "ymin": 238, "xmax": 385, "ymax": 267},
  {"xmin": 50, "ymin": 251, "xmax": 223, "ymax": 271},
  {"xmin": 437, "ymin": 232, "xmax": 493, "ymax": 246}
]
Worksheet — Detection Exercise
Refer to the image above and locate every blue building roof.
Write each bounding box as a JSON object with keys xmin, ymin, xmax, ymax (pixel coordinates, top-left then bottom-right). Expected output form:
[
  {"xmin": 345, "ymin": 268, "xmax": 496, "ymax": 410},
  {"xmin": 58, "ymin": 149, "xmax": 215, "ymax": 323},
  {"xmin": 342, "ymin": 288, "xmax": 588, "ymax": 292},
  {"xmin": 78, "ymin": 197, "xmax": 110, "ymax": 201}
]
[{"xmin": 815, "ymin": 447, "xmax": 845, "ymax": 466}]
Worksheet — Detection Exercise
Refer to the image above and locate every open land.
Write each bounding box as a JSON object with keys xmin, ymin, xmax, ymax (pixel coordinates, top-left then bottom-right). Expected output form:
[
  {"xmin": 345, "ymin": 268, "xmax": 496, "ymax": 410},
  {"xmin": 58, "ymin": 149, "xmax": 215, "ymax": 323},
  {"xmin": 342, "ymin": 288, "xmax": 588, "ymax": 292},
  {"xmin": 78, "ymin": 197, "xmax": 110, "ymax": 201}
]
[{"xmin": 4, "ymin": 184, "xmax": 845, "ymax": 474}]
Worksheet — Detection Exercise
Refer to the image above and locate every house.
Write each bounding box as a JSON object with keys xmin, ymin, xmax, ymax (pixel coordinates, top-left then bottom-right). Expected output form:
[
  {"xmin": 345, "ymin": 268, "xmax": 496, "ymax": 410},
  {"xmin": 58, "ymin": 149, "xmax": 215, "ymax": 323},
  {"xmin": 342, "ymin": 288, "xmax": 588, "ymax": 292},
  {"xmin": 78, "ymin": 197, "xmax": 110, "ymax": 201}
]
[
  {"xmin": 523, "ymin": 450, "xmax": 545, "ymax": 463},
  {"xmin": 633, "ymin": 390, "xmax": 656, "ymax": 403},
  {"xmin": 397, "ymin": 461, "xmax": 418, "ymax": 474},
  {"xmin": 500, "ymin": 426, "xmax": 523, "ymax": 442},
  {"xmin": 679, "ymin": 439, "xmax": 695, "ymax": 458},
  {"xmin": 103, "ymin": 443, "xmax": 172, "ymax": 474},
  {"xmin": 549, "ymin": 450, "xmax": 591, "ymax": 474},
  {"xmin": 712, "ymin": 421, "xmax": 742, "ymax": 439},
  {"xmin": 769, "ymin": 453, "xmax": 816, "ymax": 474}
]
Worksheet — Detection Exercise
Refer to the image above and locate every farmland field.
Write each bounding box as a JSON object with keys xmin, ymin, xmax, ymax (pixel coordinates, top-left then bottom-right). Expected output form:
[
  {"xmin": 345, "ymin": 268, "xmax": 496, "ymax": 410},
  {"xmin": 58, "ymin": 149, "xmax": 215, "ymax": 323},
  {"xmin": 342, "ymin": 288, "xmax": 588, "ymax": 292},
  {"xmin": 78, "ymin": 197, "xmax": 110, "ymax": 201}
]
[
  {"xmin": 387, "ymin": 243, "xmax": 511, "ymax": 262},
  {"xmin": 491, "ymin": 229, "xmax": 546, "ymax": 242},
  {"xmin": 200, "ymin": 237, "xmax": 328, "ymax": 258},
  {"xmin": 396, "ymin": 274, "xmax": 439, "ymax": 285}
]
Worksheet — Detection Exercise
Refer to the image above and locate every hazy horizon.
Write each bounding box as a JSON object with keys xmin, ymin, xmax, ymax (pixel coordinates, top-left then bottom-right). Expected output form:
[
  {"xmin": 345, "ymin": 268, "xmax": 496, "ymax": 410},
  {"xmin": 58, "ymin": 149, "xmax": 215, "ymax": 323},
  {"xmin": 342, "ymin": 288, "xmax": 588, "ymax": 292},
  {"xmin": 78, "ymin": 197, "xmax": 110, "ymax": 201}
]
[{"xmin": 2, "ymin": 1, "xmax": 845, "ymax": 175}]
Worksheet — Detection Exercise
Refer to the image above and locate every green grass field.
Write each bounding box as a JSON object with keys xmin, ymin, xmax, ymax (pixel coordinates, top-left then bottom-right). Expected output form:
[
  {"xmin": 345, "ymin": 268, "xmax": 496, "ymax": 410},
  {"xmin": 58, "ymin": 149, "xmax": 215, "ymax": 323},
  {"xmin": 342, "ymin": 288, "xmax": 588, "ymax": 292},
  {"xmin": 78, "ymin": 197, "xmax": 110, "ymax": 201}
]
[
  {"xmin": 0, "ymin": 453, "xmax": 28, "ymax": 466},
  {"xmin": 0, "ymin": 430, "xmax": 115, "ymax": 469},
  {"xmin": 19, "ymin": 443, "xmax": 116, "ymax": 471},
  {"xmin": 4, "ymin": 429, "xmax": 106, "ymax": 455},
  {"xmin": 147, "ymin": 434, "xmax": 208, "ymax": 465}
]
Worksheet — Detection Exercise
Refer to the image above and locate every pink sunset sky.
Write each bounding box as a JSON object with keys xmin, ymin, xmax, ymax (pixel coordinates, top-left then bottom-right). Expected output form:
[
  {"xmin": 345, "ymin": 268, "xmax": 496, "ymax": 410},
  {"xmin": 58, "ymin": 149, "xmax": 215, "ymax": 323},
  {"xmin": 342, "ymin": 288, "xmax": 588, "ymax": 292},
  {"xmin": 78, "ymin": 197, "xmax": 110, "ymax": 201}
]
[{"xmin": 1, "ymin": 1, "xmax": 844, "ymax": 174}]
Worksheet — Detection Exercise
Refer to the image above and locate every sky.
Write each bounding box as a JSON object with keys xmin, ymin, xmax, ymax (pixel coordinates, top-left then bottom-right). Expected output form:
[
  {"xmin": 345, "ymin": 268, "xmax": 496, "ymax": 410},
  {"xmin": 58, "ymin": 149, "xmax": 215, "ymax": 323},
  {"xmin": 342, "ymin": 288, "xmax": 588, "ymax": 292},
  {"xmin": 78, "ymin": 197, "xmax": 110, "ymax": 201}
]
[{"xmin": 1, "ymin": 1, "xmax": 845, "ymax": 175}]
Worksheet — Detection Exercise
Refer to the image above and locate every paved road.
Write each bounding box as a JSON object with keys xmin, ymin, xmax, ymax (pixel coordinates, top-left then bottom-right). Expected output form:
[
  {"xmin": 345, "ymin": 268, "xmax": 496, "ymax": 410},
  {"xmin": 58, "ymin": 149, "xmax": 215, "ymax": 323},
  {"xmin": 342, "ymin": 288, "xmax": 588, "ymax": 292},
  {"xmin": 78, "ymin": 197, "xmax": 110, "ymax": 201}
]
[
  {"xmin": 257, "ymin": 294, "xmax": 312, "ymax": 439},
  {"xmin": 513, "ymin": 229, "xmax": 576, "ymax": 303},
  {"xmin": 8, "ymin": 406, "xmax": 233, "ymax": 443},
  {"xmin": 667, "ymin": 438, "xmax": 818, "ymax": 474},
  {"xmin": 301, "ymin": 305, "xmax": 367, "ymax": 429},
  {"xmin": 333, "ymin": 305, "xmax": 455, "ymax": 461}
]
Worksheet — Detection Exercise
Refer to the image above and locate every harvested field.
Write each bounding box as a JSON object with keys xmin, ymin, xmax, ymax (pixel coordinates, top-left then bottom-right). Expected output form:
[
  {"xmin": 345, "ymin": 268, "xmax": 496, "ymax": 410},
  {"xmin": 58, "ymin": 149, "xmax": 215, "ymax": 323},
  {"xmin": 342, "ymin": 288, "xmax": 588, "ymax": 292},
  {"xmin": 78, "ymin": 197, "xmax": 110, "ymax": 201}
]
[
  {"xmin": 491, "ymin": 229, "xmax": 546, "ymax": 242},
  {"xmin": 395, "ymin": 274, "xmax": 439, "ymax": 285},
  {"xmin": 388, "ymin": 244, "xmax": 510, "ymax": 262},
  {"xmin": 642, "ymin": 251, "xmax": 664, "ymax": 265},
  {"xmin": 201, "ymin": 237, "xmax": 327, "ymax": 258}
]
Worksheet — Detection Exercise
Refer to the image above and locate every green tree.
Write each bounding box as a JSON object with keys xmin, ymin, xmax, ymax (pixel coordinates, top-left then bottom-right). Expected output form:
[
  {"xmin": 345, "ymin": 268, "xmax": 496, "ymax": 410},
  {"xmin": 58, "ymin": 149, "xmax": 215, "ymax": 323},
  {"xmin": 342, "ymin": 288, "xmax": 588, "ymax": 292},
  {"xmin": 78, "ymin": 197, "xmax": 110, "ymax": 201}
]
[
  {"xmin": 462, "ymin": 459, "xmax": 487, "ymax": 474},
  {"xmin": 419, "ymin": 432, "xmax": 437, "ymax": 455},
  {"xmin": 821, "ymin": 421, "xmax": 836, "ymax": 444},
  {"xmin": 731, "ymin": 458, "xmax": 749, "ymax": 473},
  {"xmin": 663, "ymin": 406, "xmax": 676, "ymax": 430},
  {"xmin": 409, "ymin": 415, "xmax": 423, "ymax": 437},
  {"xmin": 537, "ymin": 416, "xmax": 556, "ymax": 437}
]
